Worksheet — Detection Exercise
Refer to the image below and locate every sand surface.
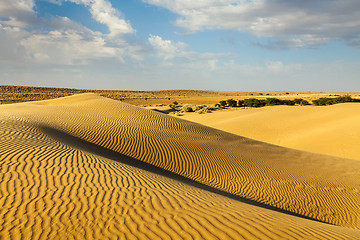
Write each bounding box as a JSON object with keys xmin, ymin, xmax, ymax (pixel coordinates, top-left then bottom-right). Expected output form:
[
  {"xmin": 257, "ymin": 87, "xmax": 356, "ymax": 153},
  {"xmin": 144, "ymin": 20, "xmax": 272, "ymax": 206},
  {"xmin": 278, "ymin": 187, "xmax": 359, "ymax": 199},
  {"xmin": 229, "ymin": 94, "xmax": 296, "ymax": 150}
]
[
  {"xmin": 181, "ymin": 104, "xmax": 360, "ymax": 161},
  {"xmin": 1, "ymin": 94, "xmax": 360, "ymax": 239}
]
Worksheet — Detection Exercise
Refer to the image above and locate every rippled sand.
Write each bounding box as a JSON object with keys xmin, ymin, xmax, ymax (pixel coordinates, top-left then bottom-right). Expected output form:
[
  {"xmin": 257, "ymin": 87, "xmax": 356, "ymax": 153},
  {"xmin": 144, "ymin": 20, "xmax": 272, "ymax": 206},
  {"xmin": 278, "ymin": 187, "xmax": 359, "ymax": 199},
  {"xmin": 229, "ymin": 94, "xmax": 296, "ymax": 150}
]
[{"xmin": 0, "ymin": 94, "xmax": 359, "ymax": 239}]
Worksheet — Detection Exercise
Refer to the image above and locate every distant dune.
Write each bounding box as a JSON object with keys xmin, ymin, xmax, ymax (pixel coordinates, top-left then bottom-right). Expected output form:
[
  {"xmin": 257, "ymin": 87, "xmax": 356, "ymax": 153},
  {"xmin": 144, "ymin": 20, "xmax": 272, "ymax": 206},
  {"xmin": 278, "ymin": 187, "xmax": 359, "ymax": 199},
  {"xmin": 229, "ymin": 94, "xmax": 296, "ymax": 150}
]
[
  {"xmin": 182, "ymin": 104, "xmax": 360, "ymax": 161},
  {"xmin": 1, "ymin": 93, "xmax": 359, "ymax": 239}
]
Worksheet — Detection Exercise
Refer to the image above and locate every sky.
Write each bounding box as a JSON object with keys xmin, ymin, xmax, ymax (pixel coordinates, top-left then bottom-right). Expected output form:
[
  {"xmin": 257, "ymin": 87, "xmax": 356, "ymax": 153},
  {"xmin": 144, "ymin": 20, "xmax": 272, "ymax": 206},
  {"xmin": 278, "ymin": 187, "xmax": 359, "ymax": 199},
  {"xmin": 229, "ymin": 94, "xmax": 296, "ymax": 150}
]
[{"xmin": 0, "ymin": 0, "xmax": 360, "ymax": 91}]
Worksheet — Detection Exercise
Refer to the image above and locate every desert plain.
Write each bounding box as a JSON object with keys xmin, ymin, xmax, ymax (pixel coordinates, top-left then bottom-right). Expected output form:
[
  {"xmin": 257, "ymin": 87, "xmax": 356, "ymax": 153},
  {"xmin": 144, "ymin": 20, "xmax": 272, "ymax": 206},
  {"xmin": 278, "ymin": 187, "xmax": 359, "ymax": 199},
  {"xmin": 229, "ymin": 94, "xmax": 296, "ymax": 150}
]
[{"xmin": 0, "ymin": 86, "xmax": 360, "ymax": 239}]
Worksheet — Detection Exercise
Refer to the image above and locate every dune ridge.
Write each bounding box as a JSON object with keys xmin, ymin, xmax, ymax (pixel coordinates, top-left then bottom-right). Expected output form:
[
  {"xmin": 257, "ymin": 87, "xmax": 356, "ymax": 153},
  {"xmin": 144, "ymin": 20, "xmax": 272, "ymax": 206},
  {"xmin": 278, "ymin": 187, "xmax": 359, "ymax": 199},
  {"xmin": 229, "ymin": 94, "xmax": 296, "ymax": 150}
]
[{"xmin": 1, "ymin": 93, "xmax": 360, "ymax": 239}]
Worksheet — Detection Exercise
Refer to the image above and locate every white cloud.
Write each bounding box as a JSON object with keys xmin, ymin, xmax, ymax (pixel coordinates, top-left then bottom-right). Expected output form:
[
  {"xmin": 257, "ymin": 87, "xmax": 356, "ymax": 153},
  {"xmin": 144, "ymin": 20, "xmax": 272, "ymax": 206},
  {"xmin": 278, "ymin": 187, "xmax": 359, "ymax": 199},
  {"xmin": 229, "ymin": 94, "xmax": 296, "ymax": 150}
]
[
  {"xmin": 0, "ymin": 0, "xmax": 95, "ymax": 31},
  {"xmin": 66, "ymin": 0, "xmax": 134, "ymax": 37},
  {"xmin": 20, "ymin": 30, "xmax": 125, "ymax": 65},
  {"xmin": 0, "ymin": 23, "xmax": 146, "ymax": 65},
  {"xmin": 148, "ymin": 34, "xmax": 235, "ymax": 69},
  {"xmin": 0, "ymin": 0, "xmax": 144, "ymax": 66},
  {"xmin": 144, "ymin": 0, "xmax": 360, "ymax": 48},
  {"xmin": 148, "ymin": 34, "xmax": 187, "ymax": 60}
]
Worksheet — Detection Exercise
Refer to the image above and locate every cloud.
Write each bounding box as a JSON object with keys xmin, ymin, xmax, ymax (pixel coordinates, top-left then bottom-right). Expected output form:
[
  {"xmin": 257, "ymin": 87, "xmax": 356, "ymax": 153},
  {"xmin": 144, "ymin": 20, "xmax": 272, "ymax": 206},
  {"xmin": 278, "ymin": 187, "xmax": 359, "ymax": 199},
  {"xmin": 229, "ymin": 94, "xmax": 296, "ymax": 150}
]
[
  {"xmin": 0, "ymin": 0, "xmax": 144, "ymax": 66},
  {"xmin": 144, "ymin": 0, "xmax": 360, "ymax": 48},
  {"xmin": 148, "ymin": 34, "xmax": 187, "ymax": 60},
  {"xmin": 148, "ymin": 34, "xmax": 235, "ymax": 69},
  {"xmin": 20, "ymin": 29, "xmax": 125, "ymax": 65},
  {"xmin": 0, "ymin": 0, "xmax": 136, "ymax": 38},
  {"xmin": 0, "ymin": 0, "xmax": 94, "ymax": 31},
  {"xmin": 66, "ymin": 0, "xmax": 134, "ymax": 37},
  {"xmin": 0, "ymin": 23, "xmax": 146, "ymax": 65},
  {"xmin": 0, "ymin": 25, "xmax": 27, "ymax": 63},
  {"xmin": 0, "ymin": 0, "xmax": 39, "ymax": 27}
]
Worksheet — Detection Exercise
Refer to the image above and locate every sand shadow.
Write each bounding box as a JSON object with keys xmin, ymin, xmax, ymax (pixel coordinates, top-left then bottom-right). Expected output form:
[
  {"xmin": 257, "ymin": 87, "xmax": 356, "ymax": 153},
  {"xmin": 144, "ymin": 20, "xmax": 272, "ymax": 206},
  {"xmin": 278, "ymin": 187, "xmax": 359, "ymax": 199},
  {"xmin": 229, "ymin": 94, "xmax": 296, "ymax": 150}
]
[
  {"xmin": 40, "ymin": 125, "xmax": 329, "ymax": 225},
  {"xmin": 151, "ymin": 108, "xmax": 177, "ymax": 114}
]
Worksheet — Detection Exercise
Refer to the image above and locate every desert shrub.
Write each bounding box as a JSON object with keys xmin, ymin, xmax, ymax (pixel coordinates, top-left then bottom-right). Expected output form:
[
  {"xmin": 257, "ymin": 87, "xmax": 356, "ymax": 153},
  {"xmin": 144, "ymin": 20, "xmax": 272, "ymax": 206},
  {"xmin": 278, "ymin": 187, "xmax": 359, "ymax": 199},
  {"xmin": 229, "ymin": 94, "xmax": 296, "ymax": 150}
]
[
  {"xmin": 243, "ymin": 98, "xmax": 266, "ymax": 108},
  {"xmin": 238, "ymin": 100, "xmax": 244, "ymax": 107},
  {"xmin": 182, "ymin": 104, "xmax": 201, "ymax": 112},
  {"xmin": 169, "ymin": 104, "xmax": 179, "ymax": 109},
  {"xmin": 294, "ymin": 98, "xmax": 310, "ymax": 105},
  {"xmin": 334, "ymin": 95, "xmax": 353, "ymax": 103},
  {"xmin": 302, "ymin": 100, "xmax": 310, "ymax": 105},
  {"xmin": 173, "ymin": 101, "xmax": 178, "ymax": 105},
  {"xmin": 202, "ymin": 107, "xmax": 212, "ymax": 113},
  {"xmin": 192, "ymin": 105, "xmax": 201, "ymax": 111},
  {"xmin": 219, "ymin": 100, "xmax": 227, "ymax": 107},
  {"xmin": 182, "ymin": 105, "xmax": 194, "ymax": 112},
  {"xmin": 312, "ymin": 95, "xmax": 356, "ymax": 106},
  {"xmin": 227, "ymin": 99, "xmax": 237, "ymax": 107},
  {"xmin": 294, "ymin": 98, "xmax": 302, "ymax": 104},
  {"xmin": 312, "ymin": 98, "xmax": 331, "ymax": 106},
  {"xmin": 265, "ymin": 98, "xmax": 282, "ymax": 106},
  {"xmin": 281, "ymin": 100, "xmax": 295, "ymax": 106}
]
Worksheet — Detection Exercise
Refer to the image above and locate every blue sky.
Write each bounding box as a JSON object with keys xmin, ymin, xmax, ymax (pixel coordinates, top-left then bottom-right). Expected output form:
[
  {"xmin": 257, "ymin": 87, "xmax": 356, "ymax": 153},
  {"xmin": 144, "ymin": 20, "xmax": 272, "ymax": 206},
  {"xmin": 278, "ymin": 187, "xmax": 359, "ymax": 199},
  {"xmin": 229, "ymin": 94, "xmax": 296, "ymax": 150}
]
[{"xmin": 0, "ymin": 0, "xmax": 359, "ymax": 91}]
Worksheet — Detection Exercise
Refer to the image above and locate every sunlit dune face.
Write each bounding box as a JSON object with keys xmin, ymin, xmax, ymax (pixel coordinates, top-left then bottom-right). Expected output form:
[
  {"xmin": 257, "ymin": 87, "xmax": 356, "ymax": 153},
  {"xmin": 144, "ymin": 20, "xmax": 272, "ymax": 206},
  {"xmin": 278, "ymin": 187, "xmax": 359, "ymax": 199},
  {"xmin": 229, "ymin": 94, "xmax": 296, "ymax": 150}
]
[{"xmin": 0, "ymin": 94, "xmax": 359, "ymax": 239}]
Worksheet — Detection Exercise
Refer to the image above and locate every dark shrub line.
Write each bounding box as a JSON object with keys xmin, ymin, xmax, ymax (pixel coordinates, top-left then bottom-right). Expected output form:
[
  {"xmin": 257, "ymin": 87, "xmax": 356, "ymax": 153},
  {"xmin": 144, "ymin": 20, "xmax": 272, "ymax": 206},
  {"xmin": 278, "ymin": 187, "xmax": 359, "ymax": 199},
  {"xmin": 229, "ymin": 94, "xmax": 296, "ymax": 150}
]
[
  {"xmin": 218, "ymin": 96, "xmax": 359, "ymax": 108},
  {"xmin": 312, "ymin": 96, "xmax": 360, "ymax": 106},
  {"xmin": 218, "ymin": 98, "xmax": 310, "ymax": 108}
]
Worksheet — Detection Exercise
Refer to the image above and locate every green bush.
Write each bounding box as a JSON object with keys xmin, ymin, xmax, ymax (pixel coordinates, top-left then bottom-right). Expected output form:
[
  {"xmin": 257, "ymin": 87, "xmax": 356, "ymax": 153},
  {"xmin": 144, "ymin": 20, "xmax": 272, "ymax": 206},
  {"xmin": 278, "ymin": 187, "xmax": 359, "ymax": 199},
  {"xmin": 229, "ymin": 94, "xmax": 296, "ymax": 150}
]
[
  {"xmin": 217, "ymin": 95, "xmax": 358, "ymax": 109},
  {"xmin": 243, "ymin": 98, "xmax": 266, "ymax": 108},
  {"xmin": 294, "ymin": 98, "xmax": 310, "ymax": 105},
  {"xmin": 227, "ymin": 99, "xmax": 237, "ymax": 107},
  {"xmin": 312, "ymin": 95, "xmax": 357, "ymax": 106},
  {"xmin": 219, "ymin": 100, "xmax": 227, "ymax": 107},
  {"xmin": 281, "ymin": 100, "xmax": 295, "ymax": 106},
  {"xmin": 265, "ymin": 98, "xmax": 282, "ymax": 106}
]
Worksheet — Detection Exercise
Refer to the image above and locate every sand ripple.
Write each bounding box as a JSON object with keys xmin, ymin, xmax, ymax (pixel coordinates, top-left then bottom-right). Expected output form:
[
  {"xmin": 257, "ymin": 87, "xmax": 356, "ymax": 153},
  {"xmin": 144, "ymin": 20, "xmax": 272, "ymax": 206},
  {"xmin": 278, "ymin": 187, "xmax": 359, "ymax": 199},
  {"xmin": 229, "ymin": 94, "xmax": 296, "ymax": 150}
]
[{"xmin": 0, "ymin": 93, "xmax": 360, "ymax": 239}]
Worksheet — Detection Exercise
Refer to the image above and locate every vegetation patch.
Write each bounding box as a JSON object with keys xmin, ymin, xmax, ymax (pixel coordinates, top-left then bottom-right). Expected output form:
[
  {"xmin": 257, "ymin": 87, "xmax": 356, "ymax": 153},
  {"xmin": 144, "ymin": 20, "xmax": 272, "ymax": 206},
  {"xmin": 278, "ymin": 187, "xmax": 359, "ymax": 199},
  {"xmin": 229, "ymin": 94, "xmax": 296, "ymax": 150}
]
[
  {"xmin": 312, "ymin": 96, "xmax": 360, "ymax": 106},
  {"xmin": 218, "ymin": 97, "xmax": 310, "ymax": 108}
]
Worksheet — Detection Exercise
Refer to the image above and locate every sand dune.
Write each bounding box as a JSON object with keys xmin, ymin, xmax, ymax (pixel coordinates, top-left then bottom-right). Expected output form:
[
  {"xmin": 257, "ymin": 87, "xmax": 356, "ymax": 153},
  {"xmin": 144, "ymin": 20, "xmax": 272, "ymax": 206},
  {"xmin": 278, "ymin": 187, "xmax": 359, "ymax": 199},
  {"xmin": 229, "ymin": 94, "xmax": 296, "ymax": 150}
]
[
  {"xmin": 1, "ymin": 94, "xmax": 360, "ymax": 239},
  {"xmin": 181, "ymin": 104, "xmax": 360, "ymax": 161}
]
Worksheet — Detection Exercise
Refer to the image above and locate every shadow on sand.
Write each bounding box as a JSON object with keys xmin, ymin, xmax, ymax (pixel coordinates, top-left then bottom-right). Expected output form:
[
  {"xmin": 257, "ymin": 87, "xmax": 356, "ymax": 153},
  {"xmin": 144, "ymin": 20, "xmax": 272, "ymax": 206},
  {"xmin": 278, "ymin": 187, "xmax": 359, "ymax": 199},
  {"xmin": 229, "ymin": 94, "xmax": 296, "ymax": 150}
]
[{"xmin": 40, "ymin": 125, "xmax": 329, "ymax": 225}]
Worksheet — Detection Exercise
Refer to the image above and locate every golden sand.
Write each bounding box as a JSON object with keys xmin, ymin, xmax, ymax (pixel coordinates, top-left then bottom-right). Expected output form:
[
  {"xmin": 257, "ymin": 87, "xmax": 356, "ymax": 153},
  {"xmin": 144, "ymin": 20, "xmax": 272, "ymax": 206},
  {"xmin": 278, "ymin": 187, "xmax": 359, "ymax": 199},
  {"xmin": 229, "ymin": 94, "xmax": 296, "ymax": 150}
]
[
  {"xmin": 181, "ymin": 104, "xmax": 360, "ymax": 161},
  {"xmin": 0, "ymin": 94, "xmax": 359, "ymax": 239}
]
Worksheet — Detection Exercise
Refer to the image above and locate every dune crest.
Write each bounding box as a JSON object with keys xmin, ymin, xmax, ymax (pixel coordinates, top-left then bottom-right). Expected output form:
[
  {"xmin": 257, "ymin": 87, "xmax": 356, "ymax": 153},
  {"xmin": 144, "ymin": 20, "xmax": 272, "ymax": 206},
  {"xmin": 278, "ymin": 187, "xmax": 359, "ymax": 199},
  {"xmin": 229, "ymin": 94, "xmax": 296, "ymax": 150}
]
[{"xmin": 1, "ymin": 93, "xmax": 360, "ymax": 238}]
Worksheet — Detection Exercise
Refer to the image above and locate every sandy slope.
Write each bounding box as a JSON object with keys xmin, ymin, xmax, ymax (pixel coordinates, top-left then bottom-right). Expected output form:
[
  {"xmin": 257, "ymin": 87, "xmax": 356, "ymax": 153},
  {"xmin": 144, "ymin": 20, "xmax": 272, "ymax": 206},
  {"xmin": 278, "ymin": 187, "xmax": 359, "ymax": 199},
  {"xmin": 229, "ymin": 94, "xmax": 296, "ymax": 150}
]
[
  {"xmin": 181, "ymin": 104, "xmax": 360, "ymax": 161},
  {"xmin": 1, "ymin": 94, "xmax": 360, "ymax": 239}
]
